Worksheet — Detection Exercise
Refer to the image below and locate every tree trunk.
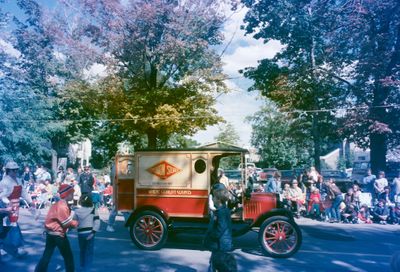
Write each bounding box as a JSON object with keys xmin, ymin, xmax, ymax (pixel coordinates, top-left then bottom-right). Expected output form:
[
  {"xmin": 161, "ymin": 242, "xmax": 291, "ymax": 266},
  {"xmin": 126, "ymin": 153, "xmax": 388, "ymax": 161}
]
[
  {"xmin": 312, "ymin": 113, "xmax": 322, "ymax": 172},
  {"xmin": 147, "ymin": 128, "xmax": 157, "ymax": 149},
  {"xmin": 370, "ymin": 133, "xmax": 386, "ymax": 174}
]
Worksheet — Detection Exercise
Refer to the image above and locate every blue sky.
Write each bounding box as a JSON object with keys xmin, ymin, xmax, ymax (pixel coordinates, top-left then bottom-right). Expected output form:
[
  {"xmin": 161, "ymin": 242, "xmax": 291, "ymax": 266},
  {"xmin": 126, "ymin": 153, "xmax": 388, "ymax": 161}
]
[{"xmin": 193, "ymin": 7, "xmax": 283, "ymax": 147}]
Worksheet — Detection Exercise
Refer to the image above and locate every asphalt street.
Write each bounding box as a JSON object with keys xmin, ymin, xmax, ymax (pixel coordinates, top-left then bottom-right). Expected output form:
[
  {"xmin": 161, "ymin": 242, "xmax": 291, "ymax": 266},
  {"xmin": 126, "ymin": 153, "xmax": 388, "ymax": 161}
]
[{"xmin": 1, "ymin": 207, "xmax": 399, "ymax": 272}]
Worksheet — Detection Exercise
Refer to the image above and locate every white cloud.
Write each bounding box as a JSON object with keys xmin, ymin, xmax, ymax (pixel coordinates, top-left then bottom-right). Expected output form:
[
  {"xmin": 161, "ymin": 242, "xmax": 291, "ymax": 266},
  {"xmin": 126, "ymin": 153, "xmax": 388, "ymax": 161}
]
[
  {"xmin": 222, "ymin": 40, "xmax": 283, "ymax": 77},
  {"xmin": 83, "ymin": 63, "xmax": 107, "ymax": 82},
  {"xmin": 0, "ymin": 39, "xmax": 21, "ymax": 58}
]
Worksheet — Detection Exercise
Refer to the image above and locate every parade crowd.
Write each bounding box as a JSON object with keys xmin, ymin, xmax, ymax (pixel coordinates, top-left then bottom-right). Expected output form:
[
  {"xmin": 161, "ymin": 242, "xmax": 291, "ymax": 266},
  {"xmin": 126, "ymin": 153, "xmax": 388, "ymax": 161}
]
[
  {"xmin": 251, "ymin": 167, "xmax": 400, "ymax": 225},
  {"xmin": 0, "ymin": 162, "xmax": 114, "ymax": 271}
]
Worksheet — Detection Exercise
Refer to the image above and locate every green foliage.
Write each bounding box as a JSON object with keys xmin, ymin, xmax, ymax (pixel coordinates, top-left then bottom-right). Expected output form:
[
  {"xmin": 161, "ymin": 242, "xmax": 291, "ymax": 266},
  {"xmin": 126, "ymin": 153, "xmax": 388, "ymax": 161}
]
[
  {"xmin": 247, "ymin": 101, "xmax": 312, "ymax": 169},
  {"xmin": 0, "ymin": 0, "xmax": 69, "ymax": 166},
  {"xmin": 214, "ymin": 122, "xmax": 241, "ymax": 169}
]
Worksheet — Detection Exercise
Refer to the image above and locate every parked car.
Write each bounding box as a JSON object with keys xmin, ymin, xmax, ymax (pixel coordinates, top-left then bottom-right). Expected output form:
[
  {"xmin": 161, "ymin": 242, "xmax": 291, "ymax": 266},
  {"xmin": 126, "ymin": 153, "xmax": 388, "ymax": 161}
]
[
  {"xmin": 224, "ymin": 169, "xmax": 242, "ymax": 185},
  {"xmin": 280, "ymin": 168, "xmax": 305, "ymax": 185}
]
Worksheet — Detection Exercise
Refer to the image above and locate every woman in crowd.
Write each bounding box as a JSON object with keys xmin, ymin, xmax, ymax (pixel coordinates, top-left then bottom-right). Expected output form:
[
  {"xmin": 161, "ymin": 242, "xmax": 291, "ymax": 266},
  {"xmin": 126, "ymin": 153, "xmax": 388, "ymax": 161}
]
[{"xmin": 326, "ymin": 178, "xmax": 343, "ymax": 223}]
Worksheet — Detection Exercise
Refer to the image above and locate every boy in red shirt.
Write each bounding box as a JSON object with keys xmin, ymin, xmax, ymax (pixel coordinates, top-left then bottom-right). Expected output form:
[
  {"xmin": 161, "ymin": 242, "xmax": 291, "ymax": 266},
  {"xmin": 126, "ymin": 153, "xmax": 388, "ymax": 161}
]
[{"xmin": 35, "ymin": 184, "xmax": 78, "ymax": 272}]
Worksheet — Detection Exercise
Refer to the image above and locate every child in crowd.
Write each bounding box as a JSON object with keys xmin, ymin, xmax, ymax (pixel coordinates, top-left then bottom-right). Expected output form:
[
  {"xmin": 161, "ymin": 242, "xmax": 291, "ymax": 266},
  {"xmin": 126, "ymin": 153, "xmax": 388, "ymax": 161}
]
[
  {"xmin": 307, "ymin": 188, "xmax": 322, "ymax": 219},
  {"xmin": 91, "ymin": 184, "xmax": 101, "ymax": 209},
  {"xmin": 282, "ymin": 183, "xmax": 291, "ymax": 208},
  {"xmin": 371, "ymin": 199, "xmax": 389, "ymax": 224},
  {"xmin": 389, "ymin": 202, "xmax": 400, "ymax": 225},
  {"xmin": 352, "ymin": 184, "xmax": 361, "ymax": 209},
  {"xmin": 357, "ymin": 204, "xmax": 372, "ymax": 224},
  {"xmin": 72, "ymin": 179, "xmax": 82, "ymax": 207},
  {"xmin": 74, "ymin": 194, "xmax": 100, "ymax": 271},
  {"xmin": 342, "ymin": 188, "xmax": 358, "ymax": 223},
  {"xmin": 35, "ymin": 184, "xmax": 78, "ymax": 272}
]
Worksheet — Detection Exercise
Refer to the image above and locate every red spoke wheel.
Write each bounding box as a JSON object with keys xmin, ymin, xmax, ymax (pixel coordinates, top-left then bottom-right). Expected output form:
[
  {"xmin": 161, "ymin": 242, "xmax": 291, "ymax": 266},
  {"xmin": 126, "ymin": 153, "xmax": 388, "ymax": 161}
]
[
  {"xmin": 130, "ymin": 211, "xmax": 167, "ymax": 250},
  {"xmin": 258, "ymin": 216, "xmax": 302, "ymax": 258}
]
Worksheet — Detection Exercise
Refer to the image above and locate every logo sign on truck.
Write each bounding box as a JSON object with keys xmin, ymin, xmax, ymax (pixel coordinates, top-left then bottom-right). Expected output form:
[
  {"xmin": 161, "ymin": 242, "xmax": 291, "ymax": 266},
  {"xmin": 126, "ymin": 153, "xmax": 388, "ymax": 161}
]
[{"xmin": 147, "ymin": 160, "xmax": 182, "ymax": 180}]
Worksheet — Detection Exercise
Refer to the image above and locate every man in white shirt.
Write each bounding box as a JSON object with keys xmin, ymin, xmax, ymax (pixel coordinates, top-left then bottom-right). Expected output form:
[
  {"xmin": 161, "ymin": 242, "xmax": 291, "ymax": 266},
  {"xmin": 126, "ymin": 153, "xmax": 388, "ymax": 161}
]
[{"xmin": 218, "ymin": 169, "xmax": 229, "ymax": 189}]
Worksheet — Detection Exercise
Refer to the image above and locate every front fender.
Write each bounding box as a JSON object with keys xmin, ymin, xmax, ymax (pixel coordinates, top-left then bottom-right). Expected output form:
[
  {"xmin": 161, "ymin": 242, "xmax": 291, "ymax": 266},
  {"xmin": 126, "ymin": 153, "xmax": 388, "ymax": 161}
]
[
  {"xmin": 124, "ymin": 205, "xmax": 169, "ymax": 227},
  {"xmin": 252, "ymin": 208, "xmax": 295, "ymax": 228}
]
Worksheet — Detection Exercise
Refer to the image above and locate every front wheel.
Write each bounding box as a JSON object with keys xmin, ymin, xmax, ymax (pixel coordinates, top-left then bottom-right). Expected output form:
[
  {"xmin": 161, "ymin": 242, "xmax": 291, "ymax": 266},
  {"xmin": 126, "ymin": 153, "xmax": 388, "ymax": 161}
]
[
  {"xmin": 130, "ymin": 211, "xmax": 168, "ymax": 250},
  {"xmin": 258, "ymin": 216, "xmax": 302, "ymax": 258}
]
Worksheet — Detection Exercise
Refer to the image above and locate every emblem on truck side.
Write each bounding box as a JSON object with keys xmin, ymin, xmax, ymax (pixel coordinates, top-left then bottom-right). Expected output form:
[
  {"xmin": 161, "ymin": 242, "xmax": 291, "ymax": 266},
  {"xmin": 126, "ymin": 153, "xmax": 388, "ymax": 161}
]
[{"xmin": 147, "ymin": 160, "xmax": 182, "ymax": 179}]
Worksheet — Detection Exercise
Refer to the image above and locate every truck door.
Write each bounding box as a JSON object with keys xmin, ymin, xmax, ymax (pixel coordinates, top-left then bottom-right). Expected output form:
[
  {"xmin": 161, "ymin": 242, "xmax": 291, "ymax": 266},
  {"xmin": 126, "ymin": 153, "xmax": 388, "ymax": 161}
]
[
  {"xmin": 191, "ymin": 154, "xmax": 209, "ymax": 217},
  {"xmin": 115, "ymin": 155, "xmax": 135, "ymax": 211}
]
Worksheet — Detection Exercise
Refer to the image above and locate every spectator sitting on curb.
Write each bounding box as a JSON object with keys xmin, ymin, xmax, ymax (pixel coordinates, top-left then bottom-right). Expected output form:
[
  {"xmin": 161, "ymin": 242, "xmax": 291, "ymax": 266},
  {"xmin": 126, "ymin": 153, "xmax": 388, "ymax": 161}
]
[
  {"xmin": 307, "ymin": 188, "xmax": 322, "ymax": 220},
  {"xmin": 371, "ymin": 199, "xmax": 389, "ymax": 224},
  {"xmin": 342, "ymin": 188, "xmax": 358, "ymax": 224},
  {"xmin": 357, "ymin": 204, "xmax": 372, "ymax": 224},
  {"xmin": 389, "ymin": 202, "xmax": 400, "ymax": 225}
]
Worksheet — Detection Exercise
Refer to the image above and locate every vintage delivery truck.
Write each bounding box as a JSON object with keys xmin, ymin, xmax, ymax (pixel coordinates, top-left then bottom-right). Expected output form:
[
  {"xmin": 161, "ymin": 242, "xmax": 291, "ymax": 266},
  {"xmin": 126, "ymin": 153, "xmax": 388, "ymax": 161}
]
[{"xmin": 113, "ymin": 143, "xmax": 302, "ymax": 258}]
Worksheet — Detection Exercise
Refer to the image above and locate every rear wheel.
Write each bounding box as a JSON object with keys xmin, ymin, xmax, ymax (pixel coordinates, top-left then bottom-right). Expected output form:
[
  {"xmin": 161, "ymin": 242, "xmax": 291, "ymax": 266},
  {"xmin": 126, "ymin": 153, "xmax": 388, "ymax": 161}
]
[
  {"xmin": 258, "ymin": 216, "xmax": 302, "ymax": 258},
  {"xmin": 130, "ymin": 211, "xmax": 168, "ymax": 250}
]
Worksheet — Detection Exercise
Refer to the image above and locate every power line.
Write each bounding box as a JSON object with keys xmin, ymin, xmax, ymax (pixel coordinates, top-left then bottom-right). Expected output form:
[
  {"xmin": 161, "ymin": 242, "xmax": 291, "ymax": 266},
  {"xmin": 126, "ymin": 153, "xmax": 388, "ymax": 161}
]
[{"xmin": 0, "ymin": 104, "xmax": 398, "ymax": 123}]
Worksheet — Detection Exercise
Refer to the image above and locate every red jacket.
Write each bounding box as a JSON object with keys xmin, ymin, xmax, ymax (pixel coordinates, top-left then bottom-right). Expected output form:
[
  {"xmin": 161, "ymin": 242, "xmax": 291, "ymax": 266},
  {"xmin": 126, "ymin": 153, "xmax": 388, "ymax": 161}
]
[
  {"xmin": 103, "ymin": 185, "xmax": 113, "ymax": 196},
  {"xmin": 45, "ymin": 199, "xmax": 78, "ymax": 237},
  {"xmin": 308, "ymin": 192, "xmax": 322, "ymax": 212}
]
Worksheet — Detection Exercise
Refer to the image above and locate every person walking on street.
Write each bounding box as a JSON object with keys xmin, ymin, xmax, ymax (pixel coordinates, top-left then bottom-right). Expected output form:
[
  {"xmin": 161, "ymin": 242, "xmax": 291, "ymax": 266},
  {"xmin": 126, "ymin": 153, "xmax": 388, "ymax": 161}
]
[
  {"xmin": 73, "ymin": 194, "xmax": 100, "ymax": 271},
  {"xmin": 79, "ymin": 165, "xmax": 95, "ymax": 198},
  {"xmin": 0, "ymin": 161, "xmax": 33, "ymax": 257},
  {"xmin": 35, "ymin": 184, "xmax": 78, "ymax": 272},
  {"xmin": 205, "ymin": 186, "xmax": 237, "ymax": 272}
]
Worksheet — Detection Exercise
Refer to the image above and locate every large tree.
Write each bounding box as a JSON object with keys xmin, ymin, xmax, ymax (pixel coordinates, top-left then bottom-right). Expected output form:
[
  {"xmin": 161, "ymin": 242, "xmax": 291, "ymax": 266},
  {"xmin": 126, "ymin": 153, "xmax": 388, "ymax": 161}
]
[
  {"xmin": 49, "ymin": 0, "xmax": 228, "ymax": 149},
  {"xmin": 241, "ymin": 0, "xmax": 400, "ymax": 173},
  {"xmin": 240, "ymin": 0, "xmax": 347, "ymax": 171},
  {"xmin": 0, "ymin": 0, "xmax": 68, "ymax": 166},
  {"xmin": 326, "ymin": 1, "xmax": 400, "ymax": 173}
]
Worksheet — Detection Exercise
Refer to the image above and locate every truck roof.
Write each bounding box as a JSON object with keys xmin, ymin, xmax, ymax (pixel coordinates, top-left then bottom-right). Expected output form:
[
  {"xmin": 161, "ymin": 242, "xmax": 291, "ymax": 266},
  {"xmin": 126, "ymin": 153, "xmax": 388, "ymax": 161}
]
[{"xmin": 136, "ymin": 142, "xmax": 248, "ymax": 154}]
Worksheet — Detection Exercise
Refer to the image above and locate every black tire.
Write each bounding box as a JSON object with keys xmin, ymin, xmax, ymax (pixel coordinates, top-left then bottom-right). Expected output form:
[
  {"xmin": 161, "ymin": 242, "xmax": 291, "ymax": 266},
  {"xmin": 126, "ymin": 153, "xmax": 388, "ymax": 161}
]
[
  {"xmin": 129, "ymin": 210, "xmax": 168, "ymax": 250},
  {"xmin": 258, "ymin": 216, "xmax": 302, "ymax": 258}
]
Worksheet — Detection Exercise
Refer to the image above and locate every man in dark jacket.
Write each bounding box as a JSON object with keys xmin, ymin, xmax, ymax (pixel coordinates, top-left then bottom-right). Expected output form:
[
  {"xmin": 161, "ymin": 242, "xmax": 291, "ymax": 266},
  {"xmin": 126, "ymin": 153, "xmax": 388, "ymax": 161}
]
[
  {"xmin": 207, "ymin": 187, "xmax": 237, "ymax": 272},
  {"xmin": 372, "ymin": 199, "xmax": 389, "ymax": 224},
  {"xmin": 79, "ymin": 165, "xmax": 94, "ymax": 197}
]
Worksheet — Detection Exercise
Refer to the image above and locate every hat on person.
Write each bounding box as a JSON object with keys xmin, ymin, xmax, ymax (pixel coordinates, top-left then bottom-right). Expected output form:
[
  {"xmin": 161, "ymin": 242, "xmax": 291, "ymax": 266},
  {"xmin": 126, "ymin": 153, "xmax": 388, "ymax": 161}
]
[
  {"xmin": 58, "ymin": 184, "xmax": 74, "ymax": 199},
  {"xmin": 212, "ymin": 182, "xmax": 226, "ymax": 191},
  {"xmin": 5, "ymin": 161, "xmax": 19, "ymax": 170}
]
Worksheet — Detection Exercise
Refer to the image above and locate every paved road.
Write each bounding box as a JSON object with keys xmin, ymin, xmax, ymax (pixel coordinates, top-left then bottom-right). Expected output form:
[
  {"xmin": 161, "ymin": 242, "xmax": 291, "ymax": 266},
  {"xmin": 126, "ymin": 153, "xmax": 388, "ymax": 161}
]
[{"xmin": 1, "ymin": 208, "xmax": 398, "ymax": 272}]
